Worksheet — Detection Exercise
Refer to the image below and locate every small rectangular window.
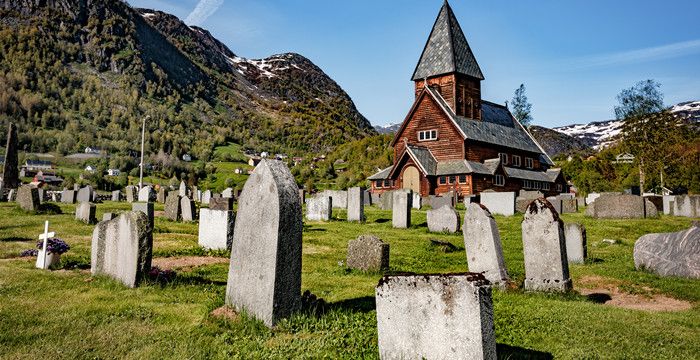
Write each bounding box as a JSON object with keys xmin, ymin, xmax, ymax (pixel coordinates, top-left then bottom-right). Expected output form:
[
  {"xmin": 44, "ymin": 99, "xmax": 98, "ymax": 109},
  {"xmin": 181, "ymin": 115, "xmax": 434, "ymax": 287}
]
[
  {"xmin": 419, "ymin": 132, "xmax": 424, "ymax": 140},
  {"xmin": 459, "ymin": 175, "xmax": 467, "ymax": 184},
  {"xmin": 512, "ymin": 155, "xmax": 521, "ymax": 167},
  {"xmin": 418, "ymin": 129, "xmax": 438, "ymax": 141},
  {"xmin": 525, "ymin": 157, "xmax": 533, "ymax": 169},
  {"xmin": 449, "ymin": 175, "xmax": 456, "ymax": 184},
  {"xmin": 431, "ymin": 130, "xmax": 437, "ymax": 139},
  {"xmin": 499, "ymin": 153, "xmax": 508, "ymax": 165},
  {"xmin": 375, "ymin": 180, "xmax": 382, "ymax": 188},
  {"xmin": 439, "ymin": 176, "xmax": 447, "ymax": 185},
  {"xmin": 557, "ymin": 184, "xmax": 562, "ymax": 192},
  {"xmin": 543, "ymin": 183, "xmax": 550, "ymax": 190},
  {"xmin": 384, "ymin": 180, "xmax": 390, "ymax": 187},
  {"xmin": 494, "ymin": 174, "xmax": 505, "ymax": 186}
]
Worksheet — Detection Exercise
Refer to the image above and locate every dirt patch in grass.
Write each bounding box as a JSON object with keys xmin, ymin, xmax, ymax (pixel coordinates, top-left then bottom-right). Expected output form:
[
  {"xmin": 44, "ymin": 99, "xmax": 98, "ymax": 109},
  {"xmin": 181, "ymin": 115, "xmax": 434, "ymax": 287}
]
[
  {"xmin": 152, "ymin": 256, "xmax": 228, "ymax": 271},
  {"xmin": 210, "ymin": 306, "xmax": 239, "ymax": 321},
  {"xmin": 577, "ymin": 275, "xmax": 693, "ymax": 312}
]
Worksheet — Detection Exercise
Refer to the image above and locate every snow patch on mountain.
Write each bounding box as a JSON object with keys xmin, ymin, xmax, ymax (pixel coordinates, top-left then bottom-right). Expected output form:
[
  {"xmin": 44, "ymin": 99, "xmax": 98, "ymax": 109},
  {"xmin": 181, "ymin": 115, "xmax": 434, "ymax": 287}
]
[{"xmin": 374, "ymin": 122, "xmax": 402, "ymax": 134}]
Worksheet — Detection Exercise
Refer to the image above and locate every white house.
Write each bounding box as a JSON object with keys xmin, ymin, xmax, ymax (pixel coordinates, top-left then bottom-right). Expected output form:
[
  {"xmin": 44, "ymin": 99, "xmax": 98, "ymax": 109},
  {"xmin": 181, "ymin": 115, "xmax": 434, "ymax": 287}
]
[
  {"xmin": 182, "ymin": 154, "xmax": 192, "ymax": 162},
  {"xmin": 85, "ymin": 147, "xmax": 102, "ymax": 155},
  {"xmin": 107, "ymin": 169, "xmax": 121, "ymax": 176},
  {"xmin": 85, "ymin": 165, "xmax": 96, "ymax": 173}
]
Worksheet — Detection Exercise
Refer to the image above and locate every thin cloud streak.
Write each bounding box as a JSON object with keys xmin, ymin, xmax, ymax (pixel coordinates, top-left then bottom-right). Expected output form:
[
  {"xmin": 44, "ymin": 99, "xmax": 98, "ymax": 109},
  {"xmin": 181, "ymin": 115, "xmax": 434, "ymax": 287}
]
[
  {"xmin": 185, "ymin": 0, "xmax": 224, "ymax": 26},
  {"xmin": 572, "ymin": 39, "xmax": 700, "ymax": 69}
]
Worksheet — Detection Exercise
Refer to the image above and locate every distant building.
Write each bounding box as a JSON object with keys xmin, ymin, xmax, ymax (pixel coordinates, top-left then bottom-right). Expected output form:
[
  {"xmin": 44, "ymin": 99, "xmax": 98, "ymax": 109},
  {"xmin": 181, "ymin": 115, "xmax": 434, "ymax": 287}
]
[
  {"xmin": 107, "ymin": 169, "xmax": 121, "ymax": 176},
  {"xmin": 85, "ymin": 165, "xmax": 96, "ymax": 173},
  {"xmin": 23, "ymin": 159, "xmax": 53, "ymax": 171},
  {"xmin": 32, "ymin": 171, "xmax": 63, "ymax": 186},
  {"xmin": 182, "ymin": 154, "xmax": 192, "ymax": 162},
  {"xmin": 613, "ymin": 153, "xmax": 634, "ymax": 164},
  {"xmin": 84, "ymin": 146, "xmax": 102, "ymax": 155}
]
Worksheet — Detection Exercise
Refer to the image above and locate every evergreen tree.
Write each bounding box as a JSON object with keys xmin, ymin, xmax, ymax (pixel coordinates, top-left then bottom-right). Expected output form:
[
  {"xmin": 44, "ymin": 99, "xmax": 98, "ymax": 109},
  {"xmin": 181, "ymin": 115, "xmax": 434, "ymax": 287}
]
[{"xmin": 510, "ymin": 84, "xmax": 533, "ymax": 127}]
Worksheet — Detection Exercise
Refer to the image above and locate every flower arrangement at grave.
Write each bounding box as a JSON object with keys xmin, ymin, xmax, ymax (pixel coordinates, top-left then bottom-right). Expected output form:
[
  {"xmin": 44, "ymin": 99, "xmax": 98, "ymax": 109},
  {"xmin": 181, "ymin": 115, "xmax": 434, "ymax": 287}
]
[{"xmin": 36, "ymin": 238, "xmax": 70, "ymax": 255}]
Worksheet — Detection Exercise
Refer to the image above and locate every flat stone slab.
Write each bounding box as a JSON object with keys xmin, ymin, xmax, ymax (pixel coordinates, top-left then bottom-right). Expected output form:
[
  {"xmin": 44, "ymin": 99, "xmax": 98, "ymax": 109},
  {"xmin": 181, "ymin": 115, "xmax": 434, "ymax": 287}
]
[
  {"xmin": 480, "ymin": 191, "xmax": 516, "ymax": 216},
  {"xmin": 671, "ymin": 195, "xmax": 700, "ymax": 218},
  {"xmin": 76, "ymin": 186, "xmax": 93, "ymax": 203},
  {"xmin": 125, "ymin": 186, "xmax": 137, "ymax": 203},
  {"xmin": 375, "ymin": 273, "xmax": 496, "ymax": 360},
  {"xmin": 585, "ymin": 194, "xmax": 656, "ymax": 219},
  {"xmin": 427, "ymin": 205, "xmax": 460, "ymax": 233},
  {"xmin": 346, "ymin": 234, "xmax": 389, "ymax": 271},
  {"xmin": 91, "ymin": 211, "xmax": 152, "ymax": 288},
  {"xmin": 199, "ymin": 208, "xmax": 235, "ymax": 251},
  {"xmin": 634, "ymin": 225, "xmax": 700, "ymax": 279},
  {"xmin": 463, "ymin": 203, "xmax": 509, "ymax": 287}
]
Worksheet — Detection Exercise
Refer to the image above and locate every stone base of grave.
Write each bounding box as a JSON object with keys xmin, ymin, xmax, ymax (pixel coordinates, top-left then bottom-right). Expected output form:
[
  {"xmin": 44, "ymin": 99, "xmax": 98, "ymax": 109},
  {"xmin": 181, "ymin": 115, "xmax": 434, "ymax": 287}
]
[{"xmin": 524, "ymin": 278, "xmax": 572, "ymax": 292}]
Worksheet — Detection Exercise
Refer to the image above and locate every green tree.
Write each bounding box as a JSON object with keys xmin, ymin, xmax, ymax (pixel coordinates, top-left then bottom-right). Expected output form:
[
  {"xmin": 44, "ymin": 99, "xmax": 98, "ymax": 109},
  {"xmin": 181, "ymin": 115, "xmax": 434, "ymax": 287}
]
[{"xmin": 510, "ymin": 84, "xmax": 533, "ymax": 127}]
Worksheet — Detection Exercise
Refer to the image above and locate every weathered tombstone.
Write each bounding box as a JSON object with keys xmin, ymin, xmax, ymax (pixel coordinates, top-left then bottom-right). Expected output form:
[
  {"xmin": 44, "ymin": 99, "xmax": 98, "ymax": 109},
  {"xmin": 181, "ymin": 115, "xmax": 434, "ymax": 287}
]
[
  {"xmin": 61, "ymin": 189, "xmax": 76, "ymax": 204},
  {"xmin": 156, "ymin": 188, "xmax": 168, "ymax": 203},
  {"xmin": 306, "ymin": 196, "xmax": 332, "ymax": 221},
  {"xmin": 480, "ymin": 191, "xmax": 516, "ymax": 216},
  {"xmin": 371, "ymin": 193, "xmax": 380, "ymax": 206},
  {"xmin": 132, "ymin": 202, "xmax": 154, "ymax": 231},
  {"xmin": 102, "ymin": 213, "xmax": 117, "ymax": 221},
  {"xmin": 164, "ymin": 193, "xmax": 181, "ymax": 221},
  {"xmin": 75, "ymin": 202, "xmax": 97, "ymax": 224},
  {"xmin": 392, "ymin": 190, "xmax": 411, "ymax": 228},
  {"xmin": 644, "ymin": 199, "xmax": 659, "ymax": 218},
  {"xmin": 515, "ymin": 198, "xmax": 532, "ymax": 213},
  {"xmin": 201, "ymin": 190, "xmax": 212, "ymax": 205},
  {"xmin": 347, "ymin": 187, "xmax": 365, "ymax": 222},
  {"xmin": 73, "ymin": 183, "xmax": 79, "ymax": 191},
  {"xmin": 76, "ymin": 186, "xmax": 93, "ymax": 203},
  {"xmin": 51, "ymin": 191, "xmax": 59, "ymax": 202},
  {"xmin": 111, "ymin": 190, "xmax": 121, "ymax": 202},
  {"xmin": 346, "ymin": 234, "xmax": 389, "ymax": 271},
  {"xmin": 1, "ymin": 123, "xmax": 19, "ymax": 189},
  {"xmin": 672, "ymin": 195, "xmax": 700, "ymax": 218},
  {"xmin": 7, "ymin": 188, "xmax": 16, "ymax": 201},
  {"xmin": 180, "ymin": 196, "xmax": 196, "ymax": 221},
  {"xmin": 521, "ymin": 199, "xmax": 572, "ymax": 292},
  {"xmin": 363, "ymin": 189, "xmax": 372, "ymax": 206},
  {"xmin": 210, "ymin": 197, "xmax": 233, "ymax": 211},
  {"xmin": 16, "ymin": 185, "xmax": 40, "ymax": 211},
  {"xmin": 412, "ymin": 192, "xmax": 422, "ymax": 209},
  {"xmin": 196, "ymin": 189, "xmax": 202, "ymax": 203},
  {"xmin": 225, "ymin": 160, "xmax": 302, "ymax": 327},
  {"xmin": 380, "ymin": 191, "xmax": 393, "ymax": 210},
  {"xmin": 179, "ymin": 181, "xmax": 187, "ymax": 197},
  {"xmin": 138, "ymin": 186, "xmax": 154, "ymax": 202},
  {"xmin": 222, "ymin": 187, "xmax": 234, "ymax": 198},
  {"xmin": 564, "ymin": 223, "xmax": 587, "ymax": 264},
  {"xmin": 125, "ymin": 186, "xmax": 137, "ymax": 203},
  {"xmin": 375, "ymin": 274, "xmax": 496, "ymax": 360},
  {"xmin": 427, "ymin": 205, "xmax": 460, "ymax": 233},
  {"xmin": 37, "ymin": 188, "xmax": 44, "ymax": 204},
  {"xmin": 91, "ymin": 211, "xmax": 152, "ymax": 288},
  {"xmin": 585, "ymin": 194, "xmax": 656, "ymax": 219},
  {"xmin": 519, "ymin": 190, "xmax": 543, "ymax": 199},
  {"xmin": 430, "ymin": 195, "xmax": 452, "ymax": 210},
  {"xmin": 199, "ymin": 207, "xmax": 235, "ymax": 250},
  {"xmin": 561, "ymin": 198, "xmax": 578, "ymax": 213},
  {"xmin": 633, "ymin": 225, "xmax": 700, "ymax": 279},
  {"xmin": 320, "ymin": 190, "xmax": 348, "ymax": 209},
  {"xmin": 463, "ymin": 203, "xmax": 509, "ymax": 287},
  {"xmin": 546, "ymin": 196, "xmax": 562, "ymax": 214},
  {"xmin": 662, "ymin": 195, "xmax": 675, "ymax": 215},
  {"xmin": 299, "ymin": 189, "xmax": 306, "ymax": 205},
  {"xmin": 576, "ymin": 197, "xmax": 585, "ymax": 208}
]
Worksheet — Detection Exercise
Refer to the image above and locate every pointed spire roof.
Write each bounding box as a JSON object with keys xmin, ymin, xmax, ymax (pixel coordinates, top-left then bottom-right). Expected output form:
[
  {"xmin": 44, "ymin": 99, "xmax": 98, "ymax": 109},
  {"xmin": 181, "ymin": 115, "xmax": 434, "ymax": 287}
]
[{"xmin": 411, "ymin": 1, "xmax": 484, "ymax": 81}]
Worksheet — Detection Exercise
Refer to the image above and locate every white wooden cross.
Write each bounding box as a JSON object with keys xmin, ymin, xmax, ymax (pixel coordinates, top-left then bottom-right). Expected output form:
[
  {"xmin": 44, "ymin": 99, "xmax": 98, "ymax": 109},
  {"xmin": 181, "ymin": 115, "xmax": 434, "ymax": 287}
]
[{"xmin": 36, "ymin": 220, "xmax": 55, "ymax": 270}]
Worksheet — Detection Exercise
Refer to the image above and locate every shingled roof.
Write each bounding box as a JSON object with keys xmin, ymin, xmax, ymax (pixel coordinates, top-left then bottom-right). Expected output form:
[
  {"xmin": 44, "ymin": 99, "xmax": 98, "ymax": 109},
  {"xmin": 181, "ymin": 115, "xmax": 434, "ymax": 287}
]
[{"xmin": 411, "ymin": 1, "xmax": 484, "ymax": 81}]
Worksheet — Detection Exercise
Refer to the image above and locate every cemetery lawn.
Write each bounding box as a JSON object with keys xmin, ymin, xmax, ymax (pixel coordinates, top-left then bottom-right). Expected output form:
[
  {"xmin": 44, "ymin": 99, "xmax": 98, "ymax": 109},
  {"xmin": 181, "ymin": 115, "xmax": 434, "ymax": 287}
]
[{"xmin": 0, "ymin": 202, "xmax": 698, "ymax": 359}]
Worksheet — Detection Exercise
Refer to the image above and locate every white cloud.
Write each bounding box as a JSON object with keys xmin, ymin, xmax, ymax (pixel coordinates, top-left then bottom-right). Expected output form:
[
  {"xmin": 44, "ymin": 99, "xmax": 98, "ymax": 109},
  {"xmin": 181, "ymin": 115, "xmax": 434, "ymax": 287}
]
[
  {"xmin": 185, "ymin": 0, "xmax": 225, "ymax": 26},
  {"xmin": 573, "ymin": 39, "xmax": 700, "ymax": 69}
]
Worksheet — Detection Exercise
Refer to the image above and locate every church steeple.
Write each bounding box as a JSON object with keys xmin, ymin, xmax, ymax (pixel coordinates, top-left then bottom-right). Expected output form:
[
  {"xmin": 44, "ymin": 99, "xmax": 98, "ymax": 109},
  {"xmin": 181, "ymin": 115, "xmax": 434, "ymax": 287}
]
[
  {"xmin": 411, "ymin": 0, "xmax": 484, "ymax": 81},
  {"xmin": 412, "ymin": 1, "xmax": 483, "ymax": 119}
]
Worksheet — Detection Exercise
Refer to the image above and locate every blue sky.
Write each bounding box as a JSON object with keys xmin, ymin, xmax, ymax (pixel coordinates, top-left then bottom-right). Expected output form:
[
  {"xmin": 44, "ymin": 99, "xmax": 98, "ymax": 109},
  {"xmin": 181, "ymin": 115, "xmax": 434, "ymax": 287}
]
[{"xmin": 128, "ymin": 0, "xmax": 700, "ymax": 128}]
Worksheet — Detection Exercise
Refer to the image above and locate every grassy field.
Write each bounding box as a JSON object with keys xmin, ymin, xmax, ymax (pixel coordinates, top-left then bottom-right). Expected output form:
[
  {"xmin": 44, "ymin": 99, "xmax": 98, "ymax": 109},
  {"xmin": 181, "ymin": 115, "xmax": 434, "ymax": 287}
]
[{"xmin": 0, "ymin": 201, "xmax": 698, "ymax": 359}]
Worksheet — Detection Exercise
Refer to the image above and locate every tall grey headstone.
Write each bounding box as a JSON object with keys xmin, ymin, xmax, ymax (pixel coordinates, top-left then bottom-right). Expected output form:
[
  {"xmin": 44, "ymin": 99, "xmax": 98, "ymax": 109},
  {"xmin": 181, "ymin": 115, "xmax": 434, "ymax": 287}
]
[
  {"xmin": 392, "ymin": 190, "xmax": 411, "ymax": 229},
  {"xmin": 376, "ymin": 274, "xmax": 496, "ymax": 360},
  {"xmin": 225, "ymin": 160, "xmax": 302, "ymax": 327},
  {"xmin": 125, "ymin": 186, "xmax": 137, "ymax": 203},
  {"xmin": 222, "ymin": 187, "xmax": 234, "ymax": 198},
  {"xmin": 77, "ymin": 186, "xmax": 93, "ymax": 203},
  {"xmin": 346, "ymin": 234, "xmax": 389, "ymax": 271},
  {"xmin": 427, "ymin": 205, "xmax": 460, "ymax": 233},
  {"xmin": 585, "ymin": 194, "xmax": 653, "ymax": 219},
  {"xmin": 199, "ymin": 208, "xmax": 235, "ymax": 250},
  {"xmin": 61, "ymin": 189, "xmax": 76, "ymax": 204},
  {"xmin": 480, "ymin": 191, "xmax": 516, "ymax": 216},
  {"xmin": 164, "ymin": 193, "xmax": 181, "ymax": 221},
  {"xmin": 157, "ymin": 187, "xmax": 168, "ymax": 203},
  {"xmin": 412, "ymin": 192, "xmax": 422, "ymax": 209},
  {"xmin": 463, "ymin": 203, "xmax": 509, "ymax": 287},
  {"xmin": 634, "ymin": 225, "xmax": 700, "ymax": 279},
  {"xmin": 380, "ymin": 191, "xmax": 394, "ymax": 210},
  {"xmin": 321, "ymin": 190, "xmax": 348, "ymax": 209},
  {"xmin": 111, "ymin": 190, "xmax": 121, "ymax": 202},
  {"xmin": 672, "ymin": 195, "xmax": 699, "ymax": 218},
  {"xmin": 363, "ymin": 189, "xmax": 372, "ymax": 206},
  {"xmin": 306, "ymin": 196, "xmax": 332, "ymax": 221},
  {"xmin": 546, "ymin": 196, "xmax": 562, "ymax": 214},
  {"xmin": 201, "ymin": 190, "xmax": 212, "ymax": 205},
  {"xmin": 347, "ymin": 187, "xmax": 365, "ymax": 222},
  {"xmin": 564, "ymin": 223, "xmax": 587, "ymax": 264},
  {"xmin": 138, "ymin": 186, "xmax": 154, "ymax": 202},
  {"xmin": 7, "ymin": 188, "xmax": 15, "ymax": 201},
  {"xmin": 2, "ymin": 123, "xmax": 19, "ymax": 189},
  {"xmin": 180, "ymin": 196, "xmax": 196, "ymax": 222},
  {"xmin": 179, "ymin": 181, "xmax": 187, "ymax": 197},
  {"xmin": 75, "ymin": 202, "xmax": 97, "ymax": 224},
  {"xmin": 91, "ymin": 211, "xmax": 152, "ymax": 288},
  {"xmin": 522, "ymin": 199, "xmax": 571, "ymax": 292},
  {"xmin": 16, "ymin": 185, "xmax": 40, "ymax": 211},
  {"xmin": 132, "ymin": 202, "xmax": 154, "ymax": 232}
]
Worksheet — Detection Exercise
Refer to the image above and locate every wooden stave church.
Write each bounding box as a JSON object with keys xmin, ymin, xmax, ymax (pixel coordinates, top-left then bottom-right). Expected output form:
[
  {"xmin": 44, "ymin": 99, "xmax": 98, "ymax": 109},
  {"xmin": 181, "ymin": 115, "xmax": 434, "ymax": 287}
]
[{"xmin": 368, "ymin": 1, "xmax": 567, "ymax": 198}]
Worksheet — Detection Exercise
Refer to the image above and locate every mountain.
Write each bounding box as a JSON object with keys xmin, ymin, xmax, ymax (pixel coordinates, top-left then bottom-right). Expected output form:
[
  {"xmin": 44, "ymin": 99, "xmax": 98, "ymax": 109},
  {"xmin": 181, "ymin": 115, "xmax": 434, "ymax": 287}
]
[
  {"xmin": 553, "ymin": 100, "xmax": 700, "ymax": 150},
  {"xmin": 374, "ymin": 122, "xmax": 401, "ymax": 134},
  {"xmin": 528, "ymin": 125, "xmax": 592, "ymax": 158},
  {"xmin": 0, "ymin": 0, "xmax": 374, "ymax": 160}
]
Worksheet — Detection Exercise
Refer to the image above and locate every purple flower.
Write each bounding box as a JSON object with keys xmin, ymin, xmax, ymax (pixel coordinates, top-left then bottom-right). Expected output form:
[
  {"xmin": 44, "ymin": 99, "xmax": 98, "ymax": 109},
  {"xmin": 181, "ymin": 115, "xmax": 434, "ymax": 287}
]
[{"xmin": 36, "ymin": 238, "xmax": 70, "ymax": 255}]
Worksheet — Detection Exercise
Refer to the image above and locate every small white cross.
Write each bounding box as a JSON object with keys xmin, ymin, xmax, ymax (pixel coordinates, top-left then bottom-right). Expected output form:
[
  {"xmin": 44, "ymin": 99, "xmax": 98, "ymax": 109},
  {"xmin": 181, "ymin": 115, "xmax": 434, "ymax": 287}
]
[{"xmin": 37, "ymin": 221, "xmax": 55, "ymax": 269}]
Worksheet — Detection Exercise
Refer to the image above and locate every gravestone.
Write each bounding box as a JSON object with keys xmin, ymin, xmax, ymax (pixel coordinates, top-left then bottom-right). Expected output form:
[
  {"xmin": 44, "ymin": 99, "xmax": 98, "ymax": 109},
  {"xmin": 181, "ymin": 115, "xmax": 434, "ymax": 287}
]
[
  {"xmin": 179, "ymin": 181, "xmax": 187, "ymax": 197},
  {"xmin": 585, "ymin": 194, "xmax": 656, "ymax": 219},
  {"xmin": 180, "ymin": 196, "xmax": 196, "ymax": 221},
  {"xmin": 380, "ymin": 191, "xmax": 393, "ymax": 210},
  {"xmin": 662, "ymin": 195, "xmax": 675, "ymax": 215},
  {"xmin": 201, "ymin": 190, "xmax": 212, "ymax": 205},
  {"xmin": 164, "ymin": 193, "xmax": 181, "ymax": 221},
  {"xmin": 346, "ymin": 234, "xmax": 389, "ymax": 271},
  {"xmin": 546, "ymin": 196, "xmax": 562, "ymax": 214},
  {"xmin": 521, "ymin": 199, "xmax": 572, "ymax": 292},
  {"xmin": 7, "ymin": 188, "xmax": 15, "ymax": 201},
  {"xmin": 51, "ymin": 191, "xmax": 59, "ymax": 202},
  {"xmin": 347, "ymin": 187, "xmax": 365, "ymax": 222},
  {"xmin": 515, "ymin": 198, "xmax": 532, "ymax": 213},
  {"xmin": 125, "ymin": 186, "xmax": 137, "ymax": 203},
  {"xmin": 138, "ymin": 186, "xmax": 154, "ymax": 202},
  {"xmin": 225, "ymin": 160, "xmax": 302, "ymax": 328},
  {"xmin": 375, "ymin": 274, "xmax": 496, "ymax": 360},
  {"xmin": 463, "ymin": 203, "xmax": 509, "ymax": 287},
  {"xmin": 102, "ymin": 213, "xmax": 117, "ymax": 221},
  {"xmin": 371, "ymin": 193, "xmax": 380, "ymax": 206},
  {"xmin": 1, "ymin": 123, "xmax": 19, "ymax": 189},
  {"xmin": 643, "ymin": 195, "xmax": 663, "ymax": 212},
  {"xmin": 392, "ymin": 190, "xmax": 411, "ymax": 229},
  {"xmin": 132, "ymin": 202, "xmax": 154, "ymax": 232},
  {"xmin": 37, "ymin": 188, "xmax": 44, "ymax": 204},
  {"xmin": 75, "ymin": 202, "xmax": 97, "ymax": 224},
  {"xmin": 561, "ymin": 198, "xmax": 578, "ymax": 213},
  {"xmin": 199, "ymin": 208, "xmax": 235, "ymax": 250},
  {"xmin": 363, "ymin": 189, "xmax": 372, "ymax": 206},
  {"xmin": 634, "ymin": 225, "xmax": 700, "ymax": 279},
  {"xmin": 61, "ymin": 189, "xmax": 76, "ymax": 204},
  {"xmin": 306, "ymin": 196, "xmax": 332, "ymax": 221},
  {"xmin": 91, "ymin": 211, "xmax": 152, "ymax": 288},
  {"xmin": 157, "ymin": 188, "xmax": 168, "ymax": 203},
  {"xmin": 210, "ymin": 197, "xmax": 233, "ymax": 211},
  {"xmin": 299, "ymin": 189, "xmax": 306, "ymax": 205},
  {"xmin": 585, "ymin": 193, "xmax": 601, "ymax": 205},
  {"xmin": 564, "ymin": 223, "xmax": 587, "ymax": 264},
  {"xmin": 222, "ymin": 187, "xmax": 234, "ymax": 198},
  {"xmin": 519, "ymin": 190, "xmax": 543, "ymax": 199},
  {"xmin": 73, "ymin": 184, "xmax": 79, "ymax": 191},
  {"xmin": 429, "ymin": 195, "xmax": 452, "ymax": 210},
  {"xmin": 427, "ymin": 205, "xmax": 460, "ymax": 233},
  {"xmin": 77, "ymin": 186, "xmax": 93, "ymax": 203},
  {"xmin": 321, "ymin": 190, "xmax": 348, "ymax": 209},
  {"xmin": 16, "ymin": 185, "xmax": 40, "ymax": 211},
  {"xmin": 111, "ymin": 190, "xmax": 121, "ymax": 202},
  {"xmin": 412, "ymin": 192, "xmax": 422, "ymax": 209},
  {"xmin": 480, "ymin": 191, "xmax": 516, "ymax": 216},
  {"xmin": 672, "ymin": 195, "xmax": 700, "ymax": 218}
]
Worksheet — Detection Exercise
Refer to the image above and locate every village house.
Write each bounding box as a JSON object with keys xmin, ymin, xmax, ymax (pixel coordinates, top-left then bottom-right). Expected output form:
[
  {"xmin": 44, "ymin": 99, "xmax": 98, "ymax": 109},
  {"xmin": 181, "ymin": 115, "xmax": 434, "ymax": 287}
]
[
  {"xmin": 23, "ymin": 159, "xmax": 53, "ymax": 171},
  {"xmin": 368, "ymin": 1, "xmax": 566, "ymax": 198},
  {"xmin": 84, "ymin": 146, "xmax": 102, "ymax": 155},
  {"xmin": 107, "ymin": 168, "xmax": 121, "ymax": 176}
]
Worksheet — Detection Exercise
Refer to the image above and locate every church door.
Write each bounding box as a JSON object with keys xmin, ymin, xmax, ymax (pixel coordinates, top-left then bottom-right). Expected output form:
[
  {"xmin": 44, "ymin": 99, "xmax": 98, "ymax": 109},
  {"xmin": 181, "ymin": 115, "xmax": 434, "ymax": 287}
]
[{"xmin": 402, "ymin": 166, "xmax": 421, "ymax": 194}]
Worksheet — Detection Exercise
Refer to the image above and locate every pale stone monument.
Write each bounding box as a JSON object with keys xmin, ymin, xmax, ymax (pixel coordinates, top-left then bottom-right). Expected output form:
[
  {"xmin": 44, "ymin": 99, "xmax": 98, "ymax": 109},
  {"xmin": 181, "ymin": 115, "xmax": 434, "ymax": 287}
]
[{"xmin": 463, "ymin": 203, "xmax": 509, "ymax": 288}]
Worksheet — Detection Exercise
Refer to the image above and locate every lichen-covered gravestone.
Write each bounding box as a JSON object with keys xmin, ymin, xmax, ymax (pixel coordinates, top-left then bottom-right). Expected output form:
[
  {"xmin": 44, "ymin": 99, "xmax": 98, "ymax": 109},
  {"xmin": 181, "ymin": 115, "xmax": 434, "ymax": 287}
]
[
  {"xmin": 463, "ymin": 203, "xmax": 509, "ymax": 287},
  {"xmin": 225, "ymin": 160, "xmax": 302, "ymax": 327},
  {"xmin": 427, "ymin": 205, "xmax": 460, "ymax": 233},
  {"xmin": 76, "ymin": 186, "xmax": 93, "ymax": 203},
  {"xmin": 375, "ymin": 274, "xmax": 497, "ymax": 360},
  {"xmin": 346, "ymin": 234, "xmax": 389, "ymax": 271},
  {"xmin": 347, "ymin": 187, "xmax": 365, "ymax": 222},
  {"xmin": 634, "ymin": 225, "xmax": 700, "ymax": 279},
  {"xmin": 306, "ymin": 196, "xmax": 332, "ymax": 221},
  {"xmin": 521, "ymin": 199, "xmax": 572, "ymax": 292},
  {"xmin": 392, "ymin": 191, "xmax": 411, "ymax": 229},
  {"xmin": 180, "ymin": 196, "xmax": 196, "ymax": 221},
  {"xmin": 132, "ymin": 202, "xmax": 154, "ymax": 233},
  {"xmin": 1, "ymin": 123, "xmax": 19, "ymax": 189},
  {"xmin": 91, "ymin": 211, "xmax": 152, "ymax": 288},
  {"xmin": 564, "ymin": 223, "xmax": 587, "ymax": 264},
  {"xmin": 164, "ymin": 193, "xmax": 181, "ymax": 221},
  {"xmin": 16, "ymin": 185, "xmax": 40, "ymax": 211},
  {"xmin": 75, "ymin": 202, "xmax": 97, "ymax": 224}
]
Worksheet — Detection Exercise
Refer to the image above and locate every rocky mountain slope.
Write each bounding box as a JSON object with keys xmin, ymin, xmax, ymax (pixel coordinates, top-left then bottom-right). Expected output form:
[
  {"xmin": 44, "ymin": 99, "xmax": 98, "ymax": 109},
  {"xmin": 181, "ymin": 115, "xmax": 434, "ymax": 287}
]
[{"xmin": 0, "ymin": 0, "xmax": 374, "ymax": 159}]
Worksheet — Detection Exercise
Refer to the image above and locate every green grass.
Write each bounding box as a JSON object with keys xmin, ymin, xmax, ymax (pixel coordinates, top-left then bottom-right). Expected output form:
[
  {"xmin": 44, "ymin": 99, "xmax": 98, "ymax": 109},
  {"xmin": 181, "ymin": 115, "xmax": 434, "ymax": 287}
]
[{"xmin": 0, "ymin": 202, "xmax": 698, "ymax": 359}]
